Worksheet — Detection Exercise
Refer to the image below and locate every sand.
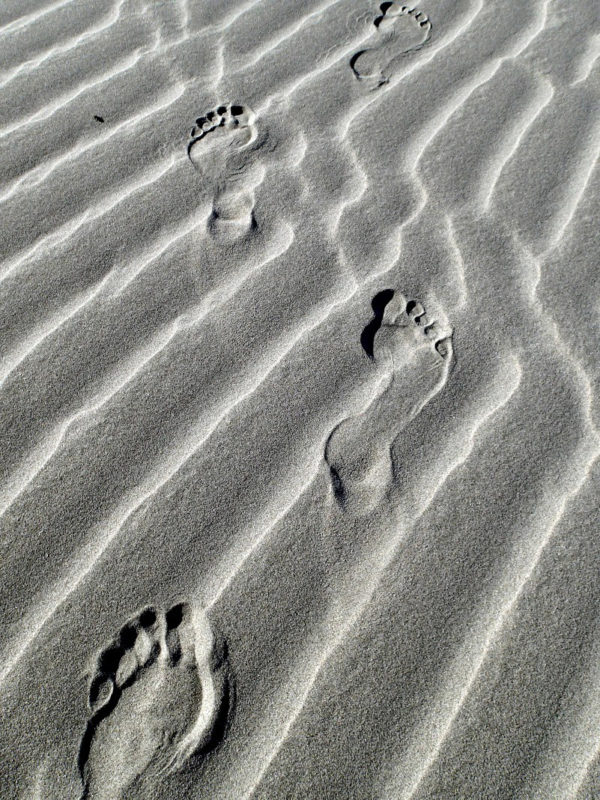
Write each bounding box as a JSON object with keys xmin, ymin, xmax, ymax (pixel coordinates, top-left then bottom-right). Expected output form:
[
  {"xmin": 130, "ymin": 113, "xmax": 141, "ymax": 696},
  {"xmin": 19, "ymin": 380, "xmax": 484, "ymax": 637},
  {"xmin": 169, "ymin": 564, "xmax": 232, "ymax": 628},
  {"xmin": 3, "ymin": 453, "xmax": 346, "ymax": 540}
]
[{"xmin": 1, "ymin": 0, "xmax": 599, "ymax": 798}]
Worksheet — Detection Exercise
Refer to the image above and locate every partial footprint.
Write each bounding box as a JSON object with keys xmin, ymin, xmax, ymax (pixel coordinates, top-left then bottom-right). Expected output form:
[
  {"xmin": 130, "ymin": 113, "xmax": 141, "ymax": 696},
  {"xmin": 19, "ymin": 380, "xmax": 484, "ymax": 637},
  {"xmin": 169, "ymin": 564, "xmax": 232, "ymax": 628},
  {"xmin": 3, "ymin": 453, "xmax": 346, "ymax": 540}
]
[
  {"xmin": 188, "ymin": 104, "xmax": 257, "ymax": 162},
  {"xmin": 78, "ymin": 603, "xmax": 231, "ymax": 800},
  {"xmin": 351, "ymin": 3, "xmax": 432, "ymax": 87},
  {"xmin": 325, "ymin": 291, "xmax": 452, "ymax": 513},
  {"xmin": 188, "ymin": 103, "xmax": 259, "ymax": 236}
]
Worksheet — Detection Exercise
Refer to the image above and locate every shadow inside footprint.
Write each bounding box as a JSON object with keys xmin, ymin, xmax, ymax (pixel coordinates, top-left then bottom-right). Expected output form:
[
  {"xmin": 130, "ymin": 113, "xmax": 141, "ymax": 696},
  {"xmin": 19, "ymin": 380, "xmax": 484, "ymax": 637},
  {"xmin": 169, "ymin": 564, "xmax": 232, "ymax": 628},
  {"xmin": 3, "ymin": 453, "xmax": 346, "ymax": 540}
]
[{"xmin": 361, "ymin": 289, "xmax": 395, "ymax": 359}]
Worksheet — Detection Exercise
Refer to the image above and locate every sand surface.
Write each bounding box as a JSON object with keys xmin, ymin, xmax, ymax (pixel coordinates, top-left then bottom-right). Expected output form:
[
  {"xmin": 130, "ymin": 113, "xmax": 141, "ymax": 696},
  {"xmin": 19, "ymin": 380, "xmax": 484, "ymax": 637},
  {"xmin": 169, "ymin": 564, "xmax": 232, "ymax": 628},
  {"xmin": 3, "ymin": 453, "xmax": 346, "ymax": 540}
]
[{"xmin": 1, "ymin": 1, "xmax": 600, "ymax": 798}]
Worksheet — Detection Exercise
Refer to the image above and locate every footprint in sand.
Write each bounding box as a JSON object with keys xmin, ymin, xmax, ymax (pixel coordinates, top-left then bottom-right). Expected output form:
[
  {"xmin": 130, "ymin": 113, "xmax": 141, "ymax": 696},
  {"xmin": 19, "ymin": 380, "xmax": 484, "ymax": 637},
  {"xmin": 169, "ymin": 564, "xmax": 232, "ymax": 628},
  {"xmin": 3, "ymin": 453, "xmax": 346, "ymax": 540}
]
[
  {"xmin": 78, "ymin": 603, "xmax": 231, "ymax": 800},
  {"xmin": 188, "ymin": 103, "xmax": 259, "ymax": 236},
  {"xmin": 351, "ymin": 3, "xmax": 432, "ymax": 87},
  {"xmin": 325, "ymin": 291, "xmax": 452, "ymax": 513}
]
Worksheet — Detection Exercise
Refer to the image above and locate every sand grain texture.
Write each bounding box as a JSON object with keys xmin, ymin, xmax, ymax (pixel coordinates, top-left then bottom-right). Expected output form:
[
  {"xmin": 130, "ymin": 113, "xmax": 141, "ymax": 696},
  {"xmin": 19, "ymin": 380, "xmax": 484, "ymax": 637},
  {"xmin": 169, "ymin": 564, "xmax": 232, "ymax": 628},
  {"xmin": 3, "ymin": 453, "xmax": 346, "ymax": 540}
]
[{"xmin": 1, "ymin": 0, "xmax": 600, "ymax": 798}]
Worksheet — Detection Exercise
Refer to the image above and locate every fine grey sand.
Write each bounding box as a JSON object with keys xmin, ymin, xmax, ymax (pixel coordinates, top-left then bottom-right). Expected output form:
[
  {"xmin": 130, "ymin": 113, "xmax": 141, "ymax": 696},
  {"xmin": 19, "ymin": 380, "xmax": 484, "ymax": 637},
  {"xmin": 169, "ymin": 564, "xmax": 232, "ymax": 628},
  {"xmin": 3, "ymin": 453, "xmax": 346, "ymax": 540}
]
[{"xmin": 1, "ymin": 1, "xmax": 600, "ymax": 798}]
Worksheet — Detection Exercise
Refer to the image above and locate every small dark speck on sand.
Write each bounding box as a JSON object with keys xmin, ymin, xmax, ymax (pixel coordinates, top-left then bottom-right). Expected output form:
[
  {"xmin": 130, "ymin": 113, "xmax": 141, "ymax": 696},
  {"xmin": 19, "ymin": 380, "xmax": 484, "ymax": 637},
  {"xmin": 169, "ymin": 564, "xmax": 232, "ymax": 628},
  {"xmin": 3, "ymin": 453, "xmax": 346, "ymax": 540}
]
[{"xmin": 94, "ymin": 115, "xmax": 104, "ymax": 123}]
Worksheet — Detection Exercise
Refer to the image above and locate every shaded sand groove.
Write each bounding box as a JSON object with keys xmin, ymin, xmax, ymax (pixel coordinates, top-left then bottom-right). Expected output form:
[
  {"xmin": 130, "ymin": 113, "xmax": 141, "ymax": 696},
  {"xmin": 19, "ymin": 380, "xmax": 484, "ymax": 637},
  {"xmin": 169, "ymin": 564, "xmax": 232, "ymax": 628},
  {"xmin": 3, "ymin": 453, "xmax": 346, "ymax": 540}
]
[
  {"xmin": 1, "ymin": 1, "xmax": 600, "ymax": 799},
  {"xmin": 0, "ymin": 2, "xmax": 125, "ymax": 87},
  {"xmin": 0, "ymin": 0, "xmax": 75, "ymax": 37}
]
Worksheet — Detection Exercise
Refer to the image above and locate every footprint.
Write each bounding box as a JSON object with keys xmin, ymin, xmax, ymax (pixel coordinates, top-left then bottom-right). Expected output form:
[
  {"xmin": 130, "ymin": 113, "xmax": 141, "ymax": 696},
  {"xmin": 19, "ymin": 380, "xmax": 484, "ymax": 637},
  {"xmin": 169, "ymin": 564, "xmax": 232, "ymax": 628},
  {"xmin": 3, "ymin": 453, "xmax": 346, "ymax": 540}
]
[
  {"xmin": 78, "ymin": 603, "xmax": 231, "ymax": 799},
  {"xmin": 325, "ymin": 292, "xmax": 452, "ymax": 513},
  {"xmin": 350, "ymin": 3, "xmax": 432, "ymax": 87},
  {"xmin": 188, "ymin": 103, "xmax": 259, "ymax": 235}
]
